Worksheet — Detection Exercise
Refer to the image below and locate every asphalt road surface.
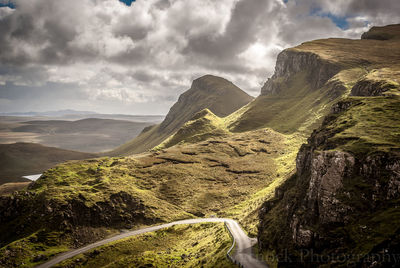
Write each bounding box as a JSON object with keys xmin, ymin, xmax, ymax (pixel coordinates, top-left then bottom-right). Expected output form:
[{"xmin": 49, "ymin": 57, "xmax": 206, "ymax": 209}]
[{"xmin": 36, "ymin": 218, "xmax": 267, "ymax": 268}]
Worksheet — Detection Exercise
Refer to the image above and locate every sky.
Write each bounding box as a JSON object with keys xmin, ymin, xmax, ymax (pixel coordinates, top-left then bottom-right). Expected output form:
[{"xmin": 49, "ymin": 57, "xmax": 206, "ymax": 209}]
[{"xmin": 0, "ymin": 0, "xmax": 399, "ymax": 115}]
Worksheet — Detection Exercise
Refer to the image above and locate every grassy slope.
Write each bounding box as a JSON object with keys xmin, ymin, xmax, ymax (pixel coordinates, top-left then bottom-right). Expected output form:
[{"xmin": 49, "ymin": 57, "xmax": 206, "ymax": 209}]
[
  {"xmin": 0, "ymin": 143, "xmax": 95, "ymax": 185},
  {"xmin": 0, "ymin": 228, "xmax": 118, "ymax": 268},
  {"xmin": 226, "ymin": 71, "xmax": 338, "ymax": 134},
  {"xmin": 322, "ymin": 97, "xmax": 400, "ymax": 155},
  {"xmin": 109, "ymin": 75, "xmax": 253, "ymax": 156},
  {"xmin": 155, "ymin": 109, "xmax": 230, "ymax": 150},
  {"xmin": 0, "ymin": 128, "xmax": 299, "ymax": 267},
  {"xmin": 56, "ymin": 223, "xmax": 234, "ymax": 268},
  {"xmin": 30, "ymin": 128, "xmax": 293, "ymax": 232}
]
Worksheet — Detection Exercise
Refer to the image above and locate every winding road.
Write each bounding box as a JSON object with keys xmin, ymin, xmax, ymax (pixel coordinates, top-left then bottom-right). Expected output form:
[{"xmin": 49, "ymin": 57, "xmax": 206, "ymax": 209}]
[{"xmin": 36, "ymin": 218, "xmax": 267, "ymax": 268}]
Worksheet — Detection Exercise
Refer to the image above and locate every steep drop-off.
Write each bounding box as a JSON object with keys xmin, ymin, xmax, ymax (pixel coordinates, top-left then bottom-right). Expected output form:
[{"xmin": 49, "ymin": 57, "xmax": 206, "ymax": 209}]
[
  {"xmin": 228, "ymin": 25, "xmax": 399, "ymax": 134},
  {"xmin": 258, "ymin": 24, "xmax": 400, "ymax": 267}
]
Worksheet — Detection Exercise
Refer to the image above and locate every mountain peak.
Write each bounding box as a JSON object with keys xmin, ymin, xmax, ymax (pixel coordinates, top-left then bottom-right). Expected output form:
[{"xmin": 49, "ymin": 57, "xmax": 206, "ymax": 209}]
[
  {"xmin": 191, "ymin": 75, "xmax": 234, "ymax": 91},
  {"xmin": 160, "ymin": 75, "xmax": 253, "ymax": 132},
  {"xmin": 109, "ymin": 75, "xmax": 253, "ymax": 155}
]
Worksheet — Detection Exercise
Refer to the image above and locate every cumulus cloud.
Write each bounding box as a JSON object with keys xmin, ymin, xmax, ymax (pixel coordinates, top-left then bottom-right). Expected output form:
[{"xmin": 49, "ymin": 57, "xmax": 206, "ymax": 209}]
[{"xmin": 0, "ymin": 0, "xmax": 399, "ymax": 114}]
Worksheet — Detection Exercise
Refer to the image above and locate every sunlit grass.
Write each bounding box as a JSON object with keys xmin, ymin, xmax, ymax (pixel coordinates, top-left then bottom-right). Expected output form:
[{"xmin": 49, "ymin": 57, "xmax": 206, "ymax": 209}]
[{"xmin": 55, "ymin": 223, "xmax": 235, "ymax": 268}]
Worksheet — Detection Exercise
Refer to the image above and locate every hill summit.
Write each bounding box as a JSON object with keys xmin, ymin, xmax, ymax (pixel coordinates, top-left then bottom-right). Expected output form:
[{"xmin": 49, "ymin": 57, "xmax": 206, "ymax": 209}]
[{"xmin": 110, "ymin": 75, "xmax": 253, "ymax": 155}]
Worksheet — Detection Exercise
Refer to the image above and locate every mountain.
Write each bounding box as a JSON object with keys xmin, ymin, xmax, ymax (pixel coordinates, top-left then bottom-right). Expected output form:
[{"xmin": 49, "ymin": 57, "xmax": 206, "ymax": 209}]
[
  {"xmin": 109, "ymin": 74, "xmax": 253, "ymax": 155},
  {"xmin": 159, "ymin": 74, "xmax": 254, "ymax": 133},
  {"xmin": 55, "ymin": 114, "xmax": 164, "ymax": 122},
  {"xmin": 0, "ymin": 143, "xmax": 95, "ymax": 185},
  {"xmin": 257, "ymin": 24, "xmax": 400, "ymax": 266},
  {"xmin": 0, "ymin": 110, "xmax": 164, "ymax": 122},
  {"xmin": 0, "ymin": 25, "xmax": 399, "ymax": 267},
  {"xmin": 0, "ymin": 109, "xmax": 97, "ymax": 117}
]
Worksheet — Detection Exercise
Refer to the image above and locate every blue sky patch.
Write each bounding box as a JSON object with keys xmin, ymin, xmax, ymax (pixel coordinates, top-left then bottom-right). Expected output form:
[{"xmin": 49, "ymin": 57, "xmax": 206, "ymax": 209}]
[
  {"xmin": 310, "ymin": 8, "xmax": 349, "ymax": 30},
  {"xmin": 0, "ymin": 1, "xmax": 15, "ymax": 9},
  {"xmin": 322, "ymin": 13, "xmax": 349, "ymax": 29},
  {"xmin": 119, "ymin": 0, "xmax": 135, "ymax": 6}
]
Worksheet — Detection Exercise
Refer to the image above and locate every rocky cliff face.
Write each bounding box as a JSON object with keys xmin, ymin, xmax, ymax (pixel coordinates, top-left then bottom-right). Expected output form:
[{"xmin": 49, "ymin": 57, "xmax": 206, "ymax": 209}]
[
  {"xmin": 258, "ymin": 98, "xmax": 400, "ymax": 266},
  {"xmin": 258, "ymin": 26, "xmax": 400, "ymax": 266},
  {"xmin": 361, "ymin": 24, "xmax": 400, "ymax": 40},
  {"xmin": 261, "ymin": 50, "xmax": 341, "ymax": 96},
  {"xmin": 350, "ymin": 78, "xmax": 398, "ymax": 96}
]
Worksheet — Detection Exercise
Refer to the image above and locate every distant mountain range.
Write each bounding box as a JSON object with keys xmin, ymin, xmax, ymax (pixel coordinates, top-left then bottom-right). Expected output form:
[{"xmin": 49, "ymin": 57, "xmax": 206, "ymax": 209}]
[
  {"xmin": 0, "ymin": 110, "xmax": 165, "ymax": 123},
  {"xmin": 0, "ymin": 143, "xmax": 95, "ymax": 185},
  {"xmin": 0, "ymin": 109, "xmax": 97, "ymax": 117}
]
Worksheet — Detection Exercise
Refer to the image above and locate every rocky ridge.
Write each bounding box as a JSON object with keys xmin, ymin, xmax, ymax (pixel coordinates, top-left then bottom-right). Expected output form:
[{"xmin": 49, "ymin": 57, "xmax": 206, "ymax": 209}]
[{"xmin": 261, "ymin": 50, "xmax": 341, "ymax": 96}]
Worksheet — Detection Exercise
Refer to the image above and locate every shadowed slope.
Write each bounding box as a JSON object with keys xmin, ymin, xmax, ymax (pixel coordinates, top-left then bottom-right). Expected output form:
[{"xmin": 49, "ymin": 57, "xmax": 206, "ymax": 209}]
[{"xmin": 109, "ymin": 75, "xmax": 253, "ymax": 155}]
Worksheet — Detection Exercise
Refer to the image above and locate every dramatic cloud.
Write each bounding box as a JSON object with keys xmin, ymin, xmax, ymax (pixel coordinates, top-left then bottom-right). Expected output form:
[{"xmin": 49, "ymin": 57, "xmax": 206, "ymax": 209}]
[{"xmin": 0, "ymin": 0, "xmax": 399, "ymax": 114}]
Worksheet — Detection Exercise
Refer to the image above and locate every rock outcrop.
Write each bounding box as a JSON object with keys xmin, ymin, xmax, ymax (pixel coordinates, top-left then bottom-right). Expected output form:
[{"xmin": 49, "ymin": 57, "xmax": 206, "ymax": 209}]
[
  {"xmin": 261, "ymin": 50, "xmax": 341, "ymax": 95},
  {"xmin": 258, "ymin": 27, "xmax": 400, "ymax": 265},
  {"xmin": 361, "ymin": 24, "xmax": 400, "ymax": 40},
  {"xmin": 258, "ymin": 98, "xmax": 400, "ymax": 266},
  {"xmin": 350, "ymin": 78, "xmax": 398, "ymax": 96}
]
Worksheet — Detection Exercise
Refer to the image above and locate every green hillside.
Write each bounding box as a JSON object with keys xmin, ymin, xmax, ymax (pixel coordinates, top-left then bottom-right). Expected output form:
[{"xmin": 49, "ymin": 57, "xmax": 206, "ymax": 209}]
[
  {"xmin": 0, "ymin": 128, "xmax": 299, "ymax": 266},
  {"xmin": 109, "ymin": 75, "xmax": 253, "ymax": 156}
]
